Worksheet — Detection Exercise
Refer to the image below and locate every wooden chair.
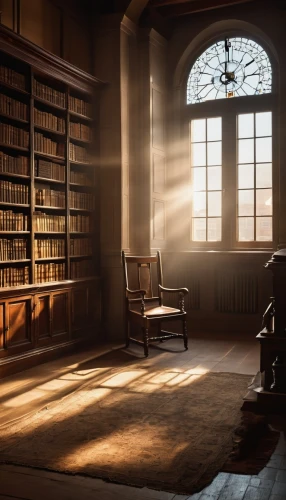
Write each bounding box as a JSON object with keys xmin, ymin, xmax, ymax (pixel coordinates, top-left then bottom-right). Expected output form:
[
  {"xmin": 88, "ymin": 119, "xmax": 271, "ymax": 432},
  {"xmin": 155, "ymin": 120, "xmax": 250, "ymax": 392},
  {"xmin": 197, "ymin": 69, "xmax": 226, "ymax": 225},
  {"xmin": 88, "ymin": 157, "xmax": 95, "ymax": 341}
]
[{"xmin": 122, "ymin": 250, "xmax": 189, "ymax": 357}]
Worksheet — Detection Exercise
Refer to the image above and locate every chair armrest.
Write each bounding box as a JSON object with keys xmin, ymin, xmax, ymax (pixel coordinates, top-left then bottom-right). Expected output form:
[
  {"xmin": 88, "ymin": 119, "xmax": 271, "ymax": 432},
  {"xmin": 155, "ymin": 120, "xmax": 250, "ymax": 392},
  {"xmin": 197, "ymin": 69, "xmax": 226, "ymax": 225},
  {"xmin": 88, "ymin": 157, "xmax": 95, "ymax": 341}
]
[
  {"xmin": 126, "ymin": 288, "xmax": 146, "ymax": 296},
  {"xmin": 159, "ymin": 285, "xmax": 189, "ymax": 295}
]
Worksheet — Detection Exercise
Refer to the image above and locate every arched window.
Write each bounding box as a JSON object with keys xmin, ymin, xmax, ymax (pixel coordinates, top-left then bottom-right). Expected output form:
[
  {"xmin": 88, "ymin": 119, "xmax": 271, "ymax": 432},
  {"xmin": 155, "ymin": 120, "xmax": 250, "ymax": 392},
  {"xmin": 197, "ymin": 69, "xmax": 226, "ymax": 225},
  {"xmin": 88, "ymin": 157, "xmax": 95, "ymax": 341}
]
[{"xmin": 187, "ymin": 36, "xmax": 275, "ymax": 248}]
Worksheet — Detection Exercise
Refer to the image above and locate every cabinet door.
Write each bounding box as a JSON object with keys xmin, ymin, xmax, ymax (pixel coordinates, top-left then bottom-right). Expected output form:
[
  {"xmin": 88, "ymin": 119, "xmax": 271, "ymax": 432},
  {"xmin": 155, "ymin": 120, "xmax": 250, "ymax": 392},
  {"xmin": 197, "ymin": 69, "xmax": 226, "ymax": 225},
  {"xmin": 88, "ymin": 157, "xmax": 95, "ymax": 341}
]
[
  {"xmin": 71, "ymin": 287, "xmax": 88, "ymax": 334},
  {"xmin": 51, "ymin": 291, "xmax": 69, "ymax": 339},
  {"xmin": 87, "ymin": 281, "xmax": 101, "ymax": 326},
  {"xmin": 36, "ymin": 294, "xmax": 52, "ymax": 346},
  {"xmin": 6, "ymin": 296, "xmax": 33, "ymax": 351}
]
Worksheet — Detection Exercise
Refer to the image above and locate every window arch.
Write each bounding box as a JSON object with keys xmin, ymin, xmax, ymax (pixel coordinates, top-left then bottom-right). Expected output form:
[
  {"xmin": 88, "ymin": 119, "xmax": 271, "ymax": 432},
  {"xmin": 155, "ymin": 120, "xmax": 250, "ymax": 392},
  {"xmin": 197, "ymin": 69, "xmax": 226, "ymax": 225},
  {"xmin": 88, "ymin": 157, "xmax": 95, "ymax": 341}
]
[
  {"xmin": 187, "ymin": 37, "xmax": 272, "ymax": 104},
  {"xmin": 185, "ymin": 35, "xmax": 276, "ymax": 248}
]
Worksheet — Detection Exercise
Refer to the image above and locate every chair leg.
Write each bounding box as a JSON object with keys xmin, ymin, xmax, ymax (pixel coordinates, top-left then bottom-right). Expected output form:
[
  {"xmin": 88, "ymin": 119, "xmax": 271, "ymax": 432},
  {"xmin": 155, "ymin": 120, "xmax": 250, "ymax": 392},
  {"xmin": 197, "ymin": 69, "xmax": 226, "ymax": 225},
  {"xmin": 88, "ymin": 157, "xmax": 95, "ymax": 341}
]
[
  {"xmin": 142, "ymin": 327, "xmax": 149, "ymax": 357},
  {"xmin": 183, "ymin": 318, "xmax": 188, "ymax": 350}
]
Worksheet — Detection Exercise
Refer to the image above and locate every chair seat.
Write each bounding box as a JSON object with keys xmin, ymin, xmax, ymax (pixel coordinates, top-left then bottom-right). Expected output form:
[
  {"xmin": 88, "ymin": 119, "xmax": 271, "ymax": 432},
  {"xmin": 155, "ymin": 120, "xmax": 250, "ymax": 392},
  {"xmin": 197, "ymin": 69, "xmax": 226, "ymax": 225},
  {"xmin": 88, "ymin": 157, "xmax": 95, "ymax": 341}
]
[{"xmin": 130, "ymin": 305, "xmax": 181, "ymax": 317}]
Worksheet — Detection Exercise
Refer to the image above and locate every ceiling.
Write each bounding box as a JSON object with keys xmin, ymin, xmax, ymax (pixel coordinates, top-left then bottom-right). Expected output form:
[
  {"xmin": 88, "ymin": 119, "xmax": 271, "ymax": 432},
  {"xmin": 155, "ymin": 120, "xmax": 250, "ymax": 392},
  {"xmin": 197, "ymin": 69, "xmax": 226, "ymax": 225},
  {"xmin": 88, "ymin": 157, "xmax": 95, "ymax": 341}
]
[{"xmin": 147, "ymin": 0, "xmax": 255, "ymax": 18}]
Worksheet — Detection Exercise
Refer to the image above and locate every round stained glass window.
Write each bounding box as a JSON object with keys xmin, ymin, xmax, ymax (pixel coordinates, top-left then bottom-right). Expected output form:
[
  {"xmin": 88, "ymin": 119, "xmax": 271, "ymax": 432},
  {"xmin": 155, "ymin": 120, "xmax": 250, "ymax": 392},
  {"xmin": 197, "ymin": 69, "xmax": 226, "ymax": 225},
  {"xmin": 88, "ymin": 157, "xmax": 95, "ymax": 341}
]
[{"xmin": 187, "ymin": 37, "xmax": 272, "ymax": 104}]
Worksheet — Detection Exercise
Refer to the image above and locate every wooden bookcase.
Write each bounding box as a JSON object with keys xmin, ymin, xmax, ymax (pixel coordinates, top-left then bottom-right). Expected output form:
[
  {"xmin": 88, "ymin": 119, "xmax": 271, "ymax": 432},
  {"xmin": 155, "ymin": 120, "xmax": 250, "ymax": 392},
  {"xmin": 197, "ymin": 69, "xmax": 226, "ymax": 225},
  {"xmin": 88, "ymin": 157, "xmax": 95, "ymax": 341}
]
[{"xmin": 0, "ymin": 25, "xmax": 104, "ymax": 377}]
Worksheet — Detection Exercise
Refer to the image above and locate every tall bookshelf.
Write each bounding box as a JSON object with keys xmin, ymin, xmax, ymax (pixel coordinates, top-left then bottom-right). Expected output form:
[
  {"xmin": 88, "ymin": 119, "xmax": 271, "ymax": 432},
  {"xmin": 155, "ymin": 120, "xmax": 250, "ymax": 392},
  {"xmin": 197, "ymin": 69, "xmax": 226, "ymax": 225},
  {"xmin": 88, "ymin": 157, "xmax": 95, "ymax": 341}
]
[{"xmin": 0, "ymin": 25, "xmax": 103, "ymax": 377}]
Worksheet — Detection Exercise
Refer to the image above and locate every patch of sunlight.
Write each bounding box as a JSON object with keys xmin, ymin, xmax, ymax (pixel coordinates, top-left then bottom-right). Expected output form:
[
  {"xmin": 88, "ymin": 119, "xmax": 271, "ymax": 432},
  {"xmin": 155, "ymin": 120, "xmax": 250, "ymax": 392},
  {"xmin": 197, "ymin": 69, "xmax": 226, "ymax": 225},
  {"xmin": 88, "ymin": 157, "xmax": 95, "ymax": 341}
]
[
  {"xmin": 101, "ymin": 370, "xmax": 146, "ymax": 388},
  {"xmin": 4, "ymin": 388, "xmax": 47, "ymax": 407},
  {"xmin": 37, "ymin": 379, "xmax": 77, "ymax": 391},
  {"xmin": 147, "ymin": 371, "xmax": 179, "ymax": 385},
  {"xmin": 165, "ymin": 373, "xmax": 192, "ymax": 386},
  {"xmin": 185, "ymin": 366, "xmax": 211, "ymax": 375},
  {"xmin": 179, "ymin": 374, "xmax": 203, "ymax": 387},
  {"xmin": 128, "ymin": 381, "xmax": 164, "ymax": 393}
]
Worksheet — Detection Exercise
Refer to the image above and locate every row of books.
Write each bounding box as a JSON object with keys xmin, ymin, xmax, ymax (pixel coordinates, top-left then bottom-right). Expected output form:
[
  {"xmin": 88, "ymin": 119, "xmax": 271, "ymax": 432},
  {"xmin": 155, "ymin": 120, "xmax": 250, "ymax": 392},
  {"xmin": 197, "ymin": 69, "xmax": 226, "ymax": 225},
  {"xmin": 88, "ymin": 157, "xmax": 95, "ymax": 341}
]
[
  {"xmin": 35, "ymin": 188, "xmax": 65, "ymax": 208},
  {"xmin": 35, "ymin": 239, "xmax": 65, "ymax": 259},
  {"xmin": 70, "ymin": 259, "xmax": 93, "ymax": 279},
  {"xmin": 0, "ymin": 266, "xmax": 29, "ymax": 287},
  {"xmin": 34, "ymin": 212, "xmax": 65, "ymax": 232},
  {"xmin": 0, "ymin": 151, "xmax": 29, "ymax": 176},
  {"xmin": 0, "ymin": 123, "xmax": 29, "ymax": 148},
  {"xmin": 70, "ymin": 238, "xmax": 92, "ymax": 256},
  {"xmin": 0, "ymin": 238, "xmax": 27, "ymax": 261},
  {"xmin": 68, "ymin": 95, "xmax": 91, "ymax": 118},
  {"xmin": 70, "ymin": 214, "xmax": 92, "ymax": 232},
  {"xmin": 0, "ymin": 65, "xmax": 26, "ymax": 91},
  {"xmin": 35, "ymin": 159, "xmax": 65, "ymax": 182},
  {"xmin": 69, "ymin": 122, "xmax": 91, "ymax": 142},
  {"xmin": 0, "ymin": 210, "xmax": 28, "ymax": 231},
  {"xmin": 35, "ymin": 262, "xmax": 65, "ymax": 283},
  {"xmin": 34, "ymin": 108, "xmax": 65, "ymax": 133},
  {"xmin": 0, "ymin": 181, "xmax": 29, "ymax": 204},
  {"xmin": 70, "ymin": 170, "xmax": 92, "ymax": 186},
  {"xmin": 35, "ymin": 132, "xmax": 65, "ymax": 157},
  {"xmin": 33, "ymin": 79, "xmax": 65, "ymax": 108},
  {"xmin": 69, "ymin": 143, "xmax": 91, "ymax": 164},
  {"xmin": 0, "ymin": 94, "xmax": 28, "ymax": 121},
  {"xmin": 69, "ymin": 191, "xmax": 94, "ymax": 210}
]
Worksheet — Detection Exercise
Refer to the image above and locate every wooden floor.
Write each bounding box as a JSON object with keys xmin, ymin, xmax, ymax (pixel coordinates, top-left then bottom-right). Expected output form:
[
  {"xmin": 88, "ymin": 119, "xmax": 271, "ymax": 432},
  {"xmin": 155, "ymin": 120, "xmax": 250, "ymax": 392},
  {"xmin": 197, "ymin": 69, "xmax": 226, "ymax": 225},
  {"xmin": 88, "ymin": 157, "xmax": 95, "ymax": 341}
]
[{"xmin": 0, "ymin": 337, "xmax": 286, "ymax": 500}]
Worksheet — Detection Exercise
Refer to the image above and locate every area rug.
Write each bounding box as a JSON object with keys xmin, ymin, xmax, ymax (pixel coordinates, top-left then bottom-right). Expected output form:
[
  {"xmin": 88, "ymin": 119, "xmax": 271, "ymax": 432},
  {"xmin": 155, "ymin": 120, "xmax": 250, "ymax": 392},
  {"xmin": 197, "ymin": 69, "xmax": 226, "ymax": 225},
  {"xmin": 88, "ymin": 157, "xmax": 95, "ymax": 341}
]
[{"xmin": 0, "ymin": 350, "xmax": 278, "ymax": 495}]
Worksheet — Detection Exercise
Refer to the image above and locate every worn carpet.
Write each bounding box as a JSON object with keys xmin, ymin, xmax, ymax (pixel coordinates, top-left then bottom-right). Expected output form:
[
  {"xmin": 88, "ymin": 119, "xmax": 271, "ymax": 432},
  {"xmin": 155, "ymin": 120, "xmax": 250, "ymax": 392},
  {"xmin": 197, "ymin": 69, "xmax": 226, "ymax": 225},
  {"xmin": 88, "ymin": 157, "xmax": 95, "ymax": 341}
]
[{"xmin": 0, "ymin": 350, "xmax": 277, "ymax": 495}]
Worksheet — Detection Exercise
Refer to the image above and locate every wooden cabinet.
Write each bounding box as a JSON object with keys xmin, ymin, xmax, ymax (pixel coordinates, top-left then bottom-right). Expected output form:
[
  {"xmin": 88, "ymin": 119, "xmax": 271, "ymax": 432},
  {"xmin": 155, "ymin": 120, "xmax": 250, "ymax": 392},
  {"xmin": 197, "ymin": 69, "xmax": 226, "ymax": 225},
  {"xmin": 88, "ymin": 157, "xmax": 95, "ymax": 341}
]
[
  {"xmin": 71, "ymin": 287, "xmax": 88, "ymax": 335},
  {"xmin": 51, "ymin": 291, "xmax": 69, "ymax": 339},
  {"xmin": 6, "ymin": 296, "xmax": 33, "ymax": 348},
  {"xmin": 36, "ymin": 293, "xmax": 52, "ymax": 345}
]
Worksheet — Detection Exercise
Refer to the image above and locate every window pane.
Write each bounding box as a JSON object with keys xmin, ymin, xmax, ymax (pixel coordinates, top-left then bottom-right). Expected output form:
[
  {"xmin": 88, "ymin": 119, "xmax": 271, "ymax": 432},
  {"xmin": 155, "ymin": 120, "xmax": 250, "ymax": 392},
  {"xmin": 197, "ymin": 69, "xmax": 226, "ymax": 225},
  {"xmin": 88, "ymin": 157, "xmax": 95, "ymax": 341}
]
[
  {"xmin": 208, "ymin": 218, "xmax": 221, "ymax": 241},
  {"xmin": 207, "ymin": 117, "xmax": 221, "ymax": 141},
  {"xmin": 192, "ymin": 119, "xmax": 206, "ymax": 142},
  {"xmin": 256, "ymin": 163, "xmax": 272, "ymax": 188},
  {"xmin": 208, "ymin": 191, "xmax": 221, "ymax": 217},
  {"xmin": 193, "ymin": 192, "xmax": 206, "ymax": 216},
  {"xmin": 256, "ymin": 189, "xmax": 272, "ymax": 216},
  {"xmin": 208, "ymin": 166, "xmax": 221, "ymax": 191},
  {"xmin": 238, "ymin": 190, "xmax": 254, "ymax": 216},
  {"xmin": 238, "ymin": 164, "xmax": 254, "ymax": 189},
  {"xmin": 238, "ymin": 217, "xmax": 254, "ymax": 241},
  {"xmin": 256, "ymin": 137, "xmax": 272, "ymax": 163},
  {"xmin": 238, "ymin": 114, "xmax": 254, "ymax": 139},
  {"xmin": 193, "ymin": 218, "xmax": 206, "ymax": 241},
  {"xmin": 238, "ymin": 139, "xmax": 254, "ymax": 163},
  {"xmin": 193, "ymin": 167, "xmax": 206, "ymax": 191},
  {"xmin": 256, "ymin": 112, "xmax": 272, "ymax": 137},
  {"xmin": 256, "ymin": 217, "xmax": 272, "ymax": 241},
  {"xmin": 192, "ymin": 143, "xmax": 206, "ymax": 166},
  {"xmin": 207, "ymin": 142, "xmax": 221, "ymax": 166}
]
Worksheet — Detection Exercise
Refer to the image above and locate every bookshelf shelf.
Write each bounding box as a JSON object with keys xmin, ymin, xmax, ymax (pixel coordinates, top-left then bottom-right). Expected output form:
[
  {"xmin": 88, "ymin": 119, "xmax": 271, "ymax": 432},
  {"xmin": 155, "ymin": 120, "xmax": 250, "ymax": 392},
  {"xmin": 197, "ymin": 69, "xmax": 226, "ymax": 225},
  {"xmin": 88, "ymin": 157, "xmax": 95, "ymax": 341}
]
[
  {"xmin": 35, "ymin": 257, "xmax": 66, "ymax": 262},
  {"xmin": 33, "ymin": 95, "xmax": 66, "ymax": 111},
  {"xmin": 0, "ymin": 143, "xmax": 29, "ymax": 152},
  {"xmin": 69, "ymin": 160, "xmax": 91, "ymax": 167},
  {"xmin": 70, "ymin": 232, "xmax": 92, "ymax": 235},
  {"xmin": 70, "ymin": 136, "xmax": 92, "ymax": 145},
  {"xmin": 69, "ymin": 207, "xmax": 93, "ymax": 212},
  {"xmin": 35, "ymin": 231, "xmax": 66, "ymax": 235},
  {"xmin": 0, "ymin": 172, "xmax": 30, "ymax": 180},
  {"xmin": 34, "ymin": 124, "xmax": 66, "ymax": 137},
  {"xmin": 35, "ymin": 205, "xmax": 66, "ymax": 210},
  {"xmin": 0, "ymin": 80, "xmax": 29, "ymax": 95},
  {"xmin": 34, "ymin": 151, "xmax": 65, "ymax": 162},
  {"xmin": 0, "ymin": 231, "xmax": 30, "ymax": 234},
  {"xmin": 0, "ymin": 202, "xmax": 29, "ymax": 208},
  {"xmin": 68, "ymin": 110, "xmax": 93, "ymax": 122},
  {"xmin": 35, "ymin": 176, "xmax": 65, "ymax": 185},
  {"xmin": 0, "ymin": 259, "xmax": 31, "ymax": 264},
  {"xmin": 0, "ymin": 112, "xmax": 29, "ymax": 124}
]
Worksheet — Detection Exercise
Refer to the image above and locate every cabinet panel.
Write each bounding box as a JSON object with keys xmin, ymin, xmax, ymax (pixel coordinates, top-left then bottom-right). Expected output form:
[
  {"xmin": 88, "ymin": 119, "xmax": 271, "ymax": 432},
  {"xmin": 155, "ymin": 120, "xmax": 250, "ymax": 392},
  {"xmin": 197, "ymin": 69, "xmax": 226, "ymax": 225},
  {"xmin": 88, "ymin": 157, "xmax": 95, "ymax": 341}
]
[
  {"xmin": 87, "ymin": 283, "xmax": 101, "ymax": 326},
  {"xmin": 51, "ymin": 292, "xmax": 69, "ymax": 338},
  {"xmin": 7, "ymin": 297, "xmax": 32, "ymax": 348},
  {"xmin": 71, "ymin": 287, "xmax": 88, "ymax": 332},
  {"xmin": 37, "ymin": 294, "xmax": 51, "ymax": 341}
]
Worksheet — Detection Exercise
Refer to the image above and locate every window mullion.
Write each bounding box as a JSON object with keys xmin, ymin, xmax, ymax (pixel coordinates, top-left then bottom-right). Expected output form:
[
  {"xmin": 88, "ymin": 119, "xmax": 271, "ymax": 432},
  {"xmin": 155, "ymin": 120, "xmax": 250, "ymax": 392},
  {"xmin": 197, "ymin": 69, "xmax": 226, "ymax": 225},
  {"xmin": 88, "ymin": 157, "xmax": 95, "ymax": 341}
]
[{"xmin": 222, "ymin": 111, "xmax": 236, "ymax": 249}]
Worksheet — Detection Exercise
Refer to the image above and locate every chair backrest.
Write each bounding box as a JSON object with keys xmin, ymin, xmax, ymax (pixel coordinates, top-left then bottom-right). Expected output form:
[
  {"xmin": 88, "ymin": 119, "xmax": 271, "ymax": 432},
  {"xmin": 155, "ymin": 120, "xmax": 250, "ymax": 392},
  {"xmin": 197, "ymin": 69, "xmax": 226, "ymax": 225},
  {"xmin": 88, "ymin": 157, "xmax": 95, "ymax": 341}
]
[{"xmin": 122, "ymin": 251, "xmax": 163, "ymax": 301}]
